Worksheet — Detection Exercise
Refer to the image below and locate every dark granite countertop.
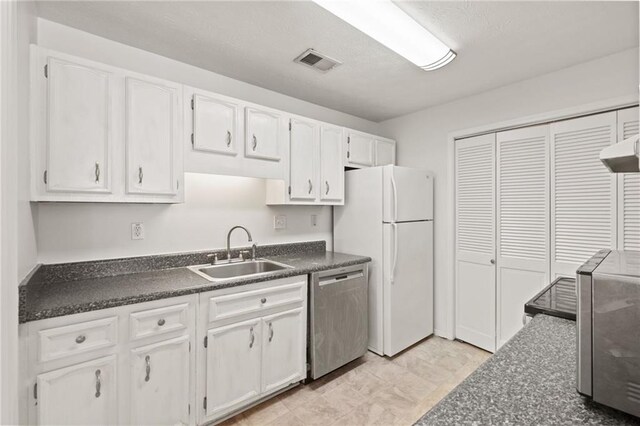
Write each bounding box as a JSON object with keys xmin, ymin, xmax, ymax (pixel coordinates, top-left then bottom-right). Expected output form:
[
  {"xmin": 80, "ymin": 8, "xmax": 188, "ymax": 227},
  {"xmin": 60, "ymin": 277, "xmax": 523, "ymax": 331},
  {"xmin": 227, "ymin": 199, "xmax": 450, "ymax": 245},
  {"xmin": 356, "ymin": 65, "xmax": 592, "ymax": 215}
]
[
  {"xmin": 416, "ymin": 314, "xmax": 640, "ymax": 425},
  {"xmin": 20, "ymin": 241, "xmax": 370, "ymax": 323}
]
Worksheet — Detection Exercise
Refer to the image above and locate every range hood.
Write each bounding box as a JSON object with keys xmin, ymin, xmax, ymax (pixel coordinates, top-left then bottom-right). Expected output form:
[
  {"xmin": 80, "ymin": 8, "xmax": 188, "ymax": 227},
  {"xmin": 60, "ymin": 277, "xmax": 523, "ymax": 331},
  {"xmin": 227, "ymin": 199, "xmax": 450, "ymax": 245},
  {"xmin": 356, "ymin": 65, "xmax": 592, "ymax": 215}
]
[{"xmin": 600, "ymin": 134, "xmax": 640, "ymax": 173}]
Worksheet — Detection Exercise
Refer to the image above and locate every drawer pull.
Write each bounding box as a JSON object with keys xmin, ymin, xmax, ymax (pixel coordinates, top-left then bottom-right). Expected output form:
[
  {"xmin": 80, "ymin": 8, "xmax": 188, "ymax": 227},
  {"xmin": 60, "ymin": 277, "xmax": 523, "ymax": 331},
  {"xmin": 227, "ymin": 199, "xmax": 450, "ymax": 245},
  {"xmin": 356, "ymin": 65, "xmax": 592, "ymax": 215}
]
[
  {"xmin": 261, "ymin": 298, "xmax": 267, "ymax": 304},
  {"xmin": 249, "ymin": 327, "xmax": 255, "ymax": 348},
  {"xmin": 75, "ymin": 335, "xmax": 86, "ymax": 344},
  {"xmin": 157, "ymin": 318, "xmax": 166, "ymax": 326},
  {"xmin": 95, "ymin": 369, "xmax": 101, "ymax": 398},
  {"xmin": 145, "ymin": 355, "xmax": 151, "ymax": 382}
]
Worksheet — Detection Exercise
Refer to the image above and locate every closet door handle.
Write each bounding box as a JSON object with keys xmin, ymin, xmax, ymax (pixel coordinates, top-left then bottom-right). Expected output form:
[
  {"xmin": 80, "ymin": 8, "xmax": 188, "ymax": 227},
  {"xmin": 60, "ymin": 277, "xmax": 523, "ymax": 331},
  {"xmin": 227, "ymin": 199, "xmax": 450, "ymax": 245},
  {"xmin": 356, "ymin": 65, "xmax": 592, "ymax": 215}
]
[
  {"xmin": 325, "ymin": 181, "xmax": 330, "ymax": 195},
  {"xmin": 145, "ymin": 355, "xmax": 151, "ymax": 382},
  {"xmin": 226, "ymin": 130, "xmax": 232, "ymax": 147},
  {"xmin": 308, "ymin": 179, "xmax": 313, "ymax": 194},
  {"xmin": 95, "ymin": 369, "xmax": 101, "ymax": 398},
  {"xmin": 138, "ymin": 166, "xmax": 143, "ymax": 184},
  {"xmin": 94, "ymin": 162, "xmax": 100, "ymax": 183},
  {"xmin": 252, "ymin": 134, "xmax": 257, "ymax": 151}
]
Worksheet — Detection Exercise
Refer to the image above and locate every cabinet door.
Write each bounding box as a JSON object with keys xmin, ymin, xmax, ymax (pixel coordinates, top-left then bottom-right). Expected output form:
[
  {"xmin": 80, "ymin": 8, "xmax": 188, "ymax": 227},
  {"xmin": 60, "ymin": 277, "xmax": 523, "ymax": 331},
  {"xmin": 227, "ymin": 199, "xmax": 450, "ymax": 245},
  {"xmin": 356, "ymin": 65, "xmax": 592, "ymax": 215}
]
[
  {"xmin": 192, "ymin": 93, "xmax": 238, "ymax": 156},
  {"xmin": 261, "ymin": 308, "xmax": 305, "ymax": 394},
  {"xmin": 617, "ymin": 107, "xmax": 639, "ymax": 251},
  {"xmin": 346, "ymin": 132, "xmax": 374, "ymax": 167},
  {"xmin": 289, "ymin": 118, "xmax": 317, "ymax": 201},
  {"xmin": 37, "ymin": 355, "xmax": 117, "ymax": 425},
  {"xmin": 130, "ymin": 336, "xmax": 190, "ymax": 425},
  {"xmin": 125, "ymin": 76, "xmax": 180, "ymax": 196},
  {"xmin": 496, "ymin": 125, "xmax": 549, "ymax": 348},
  {"xmin": 206, "ymin": 318, "xmax": 261, "ymax": 419},
  {"xmin": 45, "ymin": 56, "xmax": 113, "ymax": 194},
  {"xmin": 375, "ymin": 139, "xmax": 396, "ymax": 166},
  {"xmin": 245, "ymin": 107, "xmax": 281, "ymax": 161},
  {"xmin": 550, "ymin": 112, "xmax": 616, "ymax": 278},
  {"xmin": 320, "ymin": 125, "xmax": 344, "ymax": 202},
  {"xmin": 455, "ymin": 133, "xmax": 496, "ymax": 353}
]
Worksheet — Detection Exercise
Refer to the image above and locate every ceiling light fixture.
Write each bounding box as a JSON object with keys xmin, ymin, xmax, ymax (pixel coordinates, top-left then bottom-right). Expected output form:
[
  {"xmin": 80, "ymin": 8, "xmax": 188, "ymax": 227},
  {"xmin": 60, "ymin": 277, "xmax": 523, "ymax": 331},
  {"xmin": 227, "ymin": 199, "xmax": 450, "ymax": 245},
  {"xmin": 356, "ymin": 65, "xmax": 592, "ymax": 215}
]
[{"xmin": 312, "ymin": 0, "xmax": 456, "ymax": 71}]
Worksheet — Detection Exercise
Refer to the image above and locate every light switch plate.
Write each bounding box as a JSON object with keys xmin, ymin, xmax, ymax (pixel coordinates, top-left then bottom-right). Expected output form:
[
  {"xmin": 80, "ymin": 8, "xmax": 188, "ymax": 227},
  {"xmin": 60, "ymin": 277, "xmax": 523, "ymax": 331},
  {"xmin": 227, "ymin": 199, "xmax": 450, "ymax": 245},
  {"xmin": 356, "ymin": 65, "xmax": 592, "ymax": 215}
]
[
  {"xmin": 310, "ymin": 214, "xmax": 317, "ymax": 227},
  {"xmin": 131, "ymin": 222, "xmax": 145, "ymax": 240},
  {"xmin": 274, "ymin": 215, "xmax": 287, "ymax": 230}
]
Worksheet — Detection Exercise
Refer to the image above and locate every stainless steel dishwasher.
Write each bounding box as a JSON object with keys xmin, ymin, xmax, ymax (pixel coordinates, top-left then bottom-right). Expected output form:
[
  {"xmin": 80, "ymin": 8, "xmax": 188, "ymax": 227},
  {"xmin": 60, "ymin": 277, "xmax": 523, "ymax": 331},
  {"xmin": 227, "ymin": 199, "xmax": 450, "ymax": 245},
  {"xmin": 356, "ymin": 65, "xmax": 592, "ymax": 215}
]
[{"xmin": 309, "ymin": 263, "xmax": 369, "ymax": 379}]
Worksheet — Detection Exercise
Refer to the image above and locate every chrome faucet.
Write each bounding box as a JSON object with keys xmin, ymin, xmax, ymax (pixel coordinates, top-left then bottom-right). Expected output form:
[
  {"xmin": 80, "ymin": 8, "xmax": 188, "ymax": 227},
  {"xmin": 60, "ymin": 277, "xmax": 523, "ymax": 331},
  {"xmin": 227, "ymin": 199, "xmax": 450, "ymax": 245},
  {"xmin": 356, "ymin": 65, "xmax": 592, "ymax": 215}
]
[{"xmin": 226, "ymin": 226, "xmax": 253, "ymax": 261}]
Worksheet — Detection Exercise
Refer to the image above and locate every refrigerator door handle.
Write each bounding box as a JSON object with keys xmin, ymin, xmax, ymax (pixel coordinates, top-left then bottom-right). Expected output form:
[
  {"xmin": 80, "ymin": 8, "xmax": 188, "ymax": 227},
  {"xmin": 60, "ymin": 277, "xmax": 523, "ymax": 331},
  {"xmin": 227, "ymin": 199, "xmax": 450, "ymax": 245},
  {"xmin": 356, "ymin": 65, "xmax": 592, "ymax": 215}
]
[
  {"xmin": 391, "ymin": 222, "xmax": 398, "ymax": 284},
  {"xmin": 391, "ymin": 172, "xmax": 398, "ymax": 222}
]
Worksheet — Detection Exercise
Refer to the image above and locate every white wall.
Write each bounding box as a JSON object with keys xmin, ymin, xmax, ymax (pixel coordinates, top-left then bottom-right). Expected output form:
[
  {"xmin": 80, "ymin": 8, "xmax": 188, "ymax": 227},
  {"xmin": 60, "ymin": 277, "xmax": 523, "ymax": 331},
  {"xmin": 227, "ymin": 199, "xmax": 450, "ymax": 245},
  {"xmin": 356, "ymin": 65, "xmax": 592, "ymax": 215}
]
[
  {"xmin": 380, "ymin": 47, "xmax": 639, "ymax": 338},
  {"xmin": 31, "ymin": 19, "xmax": 382, "ymax": 265},
  {"xmin": 38, "ymin": 174, "xmax": 331, "ymax": 263}
]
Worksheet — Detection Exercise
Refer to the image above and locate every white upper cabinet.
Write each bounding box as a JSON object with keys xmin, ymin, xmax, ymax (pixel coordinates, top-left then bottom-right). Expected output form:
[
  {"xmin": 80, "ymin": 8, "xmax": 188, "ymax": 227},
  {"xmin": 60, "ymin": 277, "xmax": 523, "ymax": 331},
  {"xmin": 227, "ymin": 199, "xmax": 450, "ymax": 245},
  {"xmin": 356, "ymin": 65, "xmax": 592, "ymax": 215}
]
[
  {"xmin": 192, "ymin": 93, "xmax": 238, "ymax": 156},
  {"xmin": 319, "ymin": 125, "xmax": 345, "ymax": 202},
  {"xmin": 31, "ymin": 46, "xmax": 183, "ymax": 203},
  {"xmin": 41, "ymin": 55, "xmax": 115, "ymax": 195},
  {"xmin": 245, "ymin": 107, "xmax": 281, "ymax": 161},
  {"xmin": 36, "ymin": 355, "xmax": 118, "ymax": 425},
  {"xmin": 125, "ymin": 76, "xmax": 182, "ymax": 197},
  {"xmin": 375, "ymin": 139, "xmax": 396, "ymax": 166},
  {"xmin": 617, "ymin": 107, "xmax": 640, "ymax": 251},
  {"xmin": 289, "ymin": 118, "xmax": 318, "ymax": 201},
  {"xmin": 345, "ymin": 131, "xmax": 375, "ymax": 167}
]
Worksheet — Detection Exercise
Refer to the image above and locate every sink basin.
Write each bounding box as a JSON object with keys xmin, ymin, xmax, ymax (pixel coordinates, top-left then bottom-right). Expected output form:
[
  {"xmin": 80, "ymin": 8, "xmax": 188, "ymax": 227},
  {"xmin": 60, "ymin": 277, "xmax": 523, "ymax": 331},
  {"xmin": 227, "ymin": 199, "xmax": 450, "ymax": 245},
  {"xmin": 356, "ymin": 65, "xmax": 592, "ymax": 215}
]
[{"xmin": 188, "ymin": 259, "xmax": 293, "ymax": 282}]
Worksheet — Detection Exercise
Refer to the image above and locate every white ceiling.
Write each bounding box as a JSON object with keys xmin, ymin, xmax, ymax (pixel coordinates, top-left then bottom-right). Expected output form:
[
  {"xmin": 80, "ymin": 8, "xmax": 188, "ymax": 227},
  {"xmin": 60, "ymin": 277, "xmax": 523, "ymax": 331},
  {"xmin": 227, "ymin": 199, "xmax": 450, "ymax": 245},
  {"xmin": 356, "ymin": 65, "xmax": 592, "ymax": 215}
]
[{"xmin": 35, "ymin": 1, "xmax": 639, "ymax": 122}]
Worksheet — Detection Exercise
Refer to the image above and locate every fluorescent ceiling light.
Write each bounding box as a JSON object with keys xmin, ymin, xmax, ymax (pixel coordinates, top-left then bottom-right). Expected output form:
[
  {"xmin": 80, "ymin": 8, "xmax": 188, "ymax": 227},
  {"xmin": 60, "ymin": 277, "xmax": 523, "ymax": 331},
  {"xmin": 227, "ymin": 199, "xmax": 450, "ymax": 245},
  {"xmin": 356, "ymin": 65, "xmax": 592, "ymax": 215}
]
[{"xmin": 313, "ymin": 0, "xmax": 456, "ymax": 71}]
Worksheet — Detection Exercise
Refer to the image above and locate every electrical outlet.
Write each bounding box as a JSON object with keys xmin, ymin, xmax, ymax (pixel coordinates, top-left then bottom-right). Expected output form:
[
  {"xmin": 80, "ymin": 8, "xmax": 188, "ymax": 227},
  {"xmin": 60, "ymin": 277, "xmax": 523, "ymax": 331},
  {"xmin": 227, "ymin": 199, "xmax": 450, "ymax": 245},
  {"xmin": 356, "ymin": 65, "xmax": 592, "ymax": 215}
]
[
  {"xmin": 131, "ymin": 222, "xmax": 145, "ymax": 240},
  {"xmin": 274, "ymin": 215, "xmax": 287, "ymax": 230},
  {"xmin": 310, "ymin": 214, "xmax": 318, "ymax": 227}
]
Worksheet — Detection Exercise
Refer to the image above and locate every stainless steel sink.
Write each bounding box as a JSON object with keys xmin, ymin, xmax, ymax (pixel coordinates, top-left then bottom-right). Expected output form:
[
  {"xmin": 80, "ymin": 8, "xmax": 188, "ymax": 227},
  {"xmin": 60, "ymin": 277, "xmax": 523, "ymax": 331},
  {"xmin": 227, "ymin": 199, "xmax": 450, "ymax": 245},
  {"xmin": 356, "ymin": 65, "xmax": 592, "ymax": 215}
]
[{"xmin": 188, "ymin": 259, "xmax": 293, "ymax": 282}]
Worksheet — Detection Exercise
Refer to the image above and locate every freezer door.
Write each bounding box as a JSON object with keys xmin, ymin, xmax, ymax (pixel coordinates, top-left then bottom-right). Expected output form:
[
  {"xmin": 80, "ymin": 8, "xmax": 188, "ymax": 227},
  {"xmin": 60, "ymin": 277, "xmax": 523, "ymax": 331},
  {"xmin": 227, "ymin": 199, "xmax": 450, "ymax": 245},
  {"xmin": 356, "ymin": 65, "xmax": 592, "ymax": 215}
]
[
  {"xmin": 383, "ymin": 221, "xmax": 434, "ymax": 356},
  {"xmin": 383, "ymin": 166, "xmax": 433, "ymax": 222}
]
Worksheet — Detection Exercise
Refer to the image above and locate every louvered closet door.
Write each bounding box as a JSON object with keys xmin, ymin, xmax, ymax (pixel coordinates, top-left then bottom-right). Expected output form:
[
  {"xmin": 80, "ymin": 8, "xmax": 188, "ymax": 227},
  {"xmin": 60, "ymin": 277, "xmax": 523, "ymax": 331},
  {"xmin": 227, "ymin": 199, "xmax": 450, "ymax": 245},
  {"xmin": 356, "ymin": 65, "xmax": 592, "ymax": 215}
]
[
  {"xmin": 496, "ymin": 125, "xmax": 549, "ymax": 348},
  {"xmin": 551, "ymin": 112, "xmax": 617, "ymax": 278},
  {"xmin": 455, "ymin": 133, "xmax": 496, "ymax": 353},
  {"xmin": 617, "ymin": 107, "xmax": 639, "ymax": 251}
]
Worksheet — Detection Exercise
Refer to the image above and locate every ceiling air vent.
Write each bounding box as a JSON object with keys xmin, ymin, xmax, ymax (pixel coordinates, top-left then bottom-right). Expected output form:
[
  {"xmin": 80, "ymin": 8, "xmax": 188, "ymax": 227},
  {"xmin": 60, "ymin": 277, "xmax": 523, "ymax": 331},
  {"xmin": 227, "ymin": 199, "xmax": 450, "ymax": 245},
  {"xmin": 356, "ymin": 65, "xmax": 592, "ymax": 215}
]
[{"xmin": 294, "ymin": 49, "xmax": 341, "ymax": 73}]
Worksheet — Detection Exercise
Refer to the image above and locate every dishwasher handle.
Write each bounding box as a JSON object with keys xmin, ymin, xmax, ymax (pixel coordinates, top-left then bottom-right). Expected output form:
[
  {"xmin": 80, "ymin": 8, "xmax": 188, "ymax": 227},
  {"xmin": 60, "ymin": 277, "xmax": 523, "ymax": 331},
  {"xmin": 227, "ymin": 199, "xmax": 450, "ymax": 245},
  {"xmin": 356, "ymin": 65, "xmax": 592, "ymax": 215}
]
[{"xmin": 318, "ymin": 271, "xmax": 364, "ymax": 286}]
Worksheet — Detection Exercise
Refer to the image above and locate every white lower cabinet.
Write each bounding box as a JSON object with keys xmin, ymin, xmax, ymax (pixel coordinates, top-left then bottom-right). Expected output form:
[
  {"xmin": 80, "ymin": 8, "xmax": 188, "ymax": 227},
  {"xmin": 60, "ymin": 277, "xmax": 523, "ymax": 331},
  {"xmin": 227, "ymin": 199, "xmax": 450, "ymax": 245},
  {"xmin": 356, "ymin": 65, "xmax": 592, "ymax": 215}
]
[
  {"xmin": 198, "ymin": 276, "xmax": 308, "ymax": 425},
  {"xmin": 23, "ymin": 279, "xmax": 307, "ymax": 426},
  {"xmin": 205, "ymin": 319, "xmax": 262, "ymax": 419},
  {"xmin": 261, "ymin": 308, "xmax": 305, "ymax": 394},
  {"xmin": 36, "ymin": 355, "xmax": 118, "ymax": 425},
  {"xmin": 130, "ymin": 336, "xmax": 191, "ymax": 425}
]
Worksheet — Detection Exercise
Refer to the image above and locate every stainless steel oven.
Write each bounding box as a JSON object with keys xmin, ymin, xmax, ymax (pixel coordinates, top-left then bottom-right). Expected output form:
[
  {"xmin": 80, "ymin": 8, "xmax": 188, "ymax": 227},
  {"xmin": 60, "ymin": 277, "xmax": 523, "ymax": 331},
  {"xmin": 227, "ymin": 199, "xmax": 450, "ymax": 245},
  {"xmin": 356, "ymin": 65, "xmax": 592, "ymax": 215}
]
[{"xmin": 577, "ymin": 250, "xmax": 640, "ymax": 417}]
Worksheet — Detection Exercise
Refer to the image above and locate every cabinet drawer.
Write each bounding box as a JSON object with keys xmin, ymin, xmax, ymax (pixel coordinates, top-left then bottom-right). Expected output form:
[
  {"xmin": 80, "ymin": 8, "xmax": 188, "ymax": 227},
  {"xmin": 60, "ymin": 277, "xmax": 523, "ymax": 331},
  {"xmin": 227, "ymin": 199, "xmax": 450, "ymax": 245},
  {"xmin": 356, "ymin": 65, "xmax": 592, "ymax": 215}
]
[
  {"xmin": 129, "ymin": 302, "xmax": 189, "ymax": 341},
  {"xmin": 38, "ymin": 316, "xmax": 118, "ymax": 362},
  {"xmin": 208, "ymin": 282, "xmax": 305, "ymax": 322}
]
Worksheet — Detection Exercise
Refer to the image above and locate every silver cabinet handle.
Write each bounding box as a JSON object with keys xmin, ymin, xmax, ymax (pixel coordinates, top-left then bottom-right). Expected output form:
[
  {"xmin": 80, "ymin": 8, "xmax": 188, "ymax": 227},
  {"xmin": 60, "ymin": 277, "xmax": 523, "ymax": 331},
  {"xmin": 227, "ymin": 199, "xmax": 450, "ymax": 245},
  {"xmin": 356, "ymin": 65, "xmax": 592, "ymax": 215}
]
[
  {"xmin": 249, "ymin": 327, "xmax": 255, "ymax": 348},
  {"xmin": 490, "ymin": 259, "xmax": 495, "ymax": 265},
  {"xmin": 308, "ymin": 179, "xmax": 313, "ymax": 194},
  {"xmin": 145, "ymin": 355, "xmax": 151, "ymax": 382},
  {"xmin": 261, "ymin": 297, "xmax": 267, "ymax": 304},
  {"xmin": 252, "ymin": 134, "xmax": 257, "ymax": 151},
  {"xmin": 75, "ymin": 335, "xmax": 86, "ymax": 344},
  {"xmin": 94, "ymin": 162, "xmax": 100, "ymax": 183},
  {"xmin": 157, "ymin": 318, "xmax": 165, "ymax": 326},
  {"xmin": 226, "ymin": 130, "xmax": 232, "ymax": 147},
  {"xmin": 325, "ymin": 181, "xmax": 330, "ymax": 195},
  {"xmin": 268, "ymin": 322, "xmax": 274, "ymax": 342},
  {"xmin": 95, "ymin": 369, "xmax": 101, "ymax": 398},
  {"xmin": 138, "ymin": 166, "xmax": 143, "ymax": 184}
]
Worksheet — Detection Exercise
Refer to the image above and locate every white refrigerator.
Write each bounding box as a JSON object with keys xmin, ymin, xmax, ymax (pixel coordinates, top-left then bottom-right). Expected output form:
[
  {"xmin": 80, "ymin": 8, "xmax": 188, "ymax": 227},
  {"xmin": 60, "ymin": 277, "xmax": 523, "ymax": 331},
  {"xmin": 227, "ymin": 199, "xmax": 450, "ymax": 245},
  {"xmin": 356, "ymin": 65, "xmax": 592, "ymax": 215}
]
[{"xmin": 334, "ymin": 165, "xmax": 434, "ymax": 356}]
